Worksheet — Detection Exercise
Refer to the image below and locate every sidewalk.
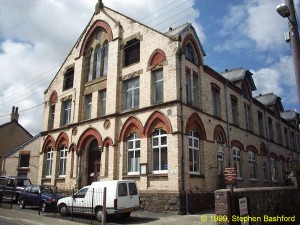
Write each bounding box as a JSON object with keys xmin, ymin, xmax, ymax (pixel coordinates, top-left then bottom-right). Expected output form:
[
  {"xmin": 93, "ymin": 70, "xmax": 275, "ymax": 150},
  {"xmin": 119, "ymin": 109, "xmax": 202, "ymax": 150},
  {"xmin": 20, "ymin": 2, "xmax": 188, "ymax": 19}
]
[{"xmin": 0, "ymin": 208, "xmax": 217, "ymax": 225}]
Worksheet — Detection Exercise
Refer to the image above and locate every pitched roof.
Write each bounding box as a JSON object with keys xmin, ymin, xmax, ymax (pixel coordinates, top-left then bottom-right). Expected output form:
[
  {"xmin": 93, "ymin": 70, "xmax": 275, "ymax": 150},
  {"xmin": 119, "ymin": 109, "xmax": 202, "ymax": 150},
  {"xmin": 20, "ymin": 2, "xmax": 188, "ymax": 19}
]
[
  {"xmin": 254, "ymin": 93, "xmax": 284, "ymax": 111},
  {"xmin": 0, "ymin": 120, "xmax": 33, "ymax": 138},
  {"xmin": 281, "ymin": 110, "xmax": 299, "ymax": 121},
  {"xmin": 3, "ymin": 133, "xmax": 41, "ymax": 158},
  {"xmin": 221, "ymin": 68, "xmax": 256, "ymax": 91}
]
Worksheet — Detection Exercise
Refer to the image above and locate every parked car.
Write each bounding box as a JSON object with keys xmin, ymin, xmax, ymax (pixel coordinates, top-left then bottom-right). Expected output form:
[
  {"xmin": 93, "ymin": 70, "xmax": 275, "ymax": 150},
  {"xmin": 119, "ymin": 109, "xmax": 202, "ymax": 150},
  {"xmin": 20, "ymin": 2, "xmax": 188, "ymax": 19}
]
[
  {"xmin": 0, "ymin": 176, "xmax": 31, "ymax": 202},
  {"xmin": 57, "ymin": 180, "xmax": 140, "ymax": 221},
  {"xmin": 18, "ymin": 185, "xmax": 65, "ymax": 212}
]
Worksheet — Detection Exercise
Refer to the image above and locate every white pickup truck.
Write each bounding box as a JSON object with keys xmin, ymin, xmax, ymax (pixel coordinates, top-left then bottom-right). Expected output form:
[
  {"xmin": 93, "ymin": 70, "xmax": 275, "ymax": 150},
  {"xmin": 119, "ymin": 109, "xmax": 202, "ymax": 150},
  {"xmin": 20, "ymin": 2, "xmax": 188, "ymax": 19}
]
[{"xmin": 57, "ymin": 180, "xmax": 140, "ymax": 221}]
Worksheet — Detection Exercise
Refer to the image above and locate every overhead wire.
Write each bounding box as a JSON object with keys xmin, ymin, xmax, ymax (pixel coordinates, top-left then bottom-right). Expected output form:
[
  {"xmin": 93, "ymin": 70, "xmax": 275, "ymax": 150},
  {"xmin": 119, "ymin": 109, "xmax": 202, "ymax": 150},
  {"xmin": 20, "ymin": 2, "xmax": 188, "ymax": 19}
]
[{"xmin": 0, "ymin": 0, "xmax": 218, "ymax": 118}]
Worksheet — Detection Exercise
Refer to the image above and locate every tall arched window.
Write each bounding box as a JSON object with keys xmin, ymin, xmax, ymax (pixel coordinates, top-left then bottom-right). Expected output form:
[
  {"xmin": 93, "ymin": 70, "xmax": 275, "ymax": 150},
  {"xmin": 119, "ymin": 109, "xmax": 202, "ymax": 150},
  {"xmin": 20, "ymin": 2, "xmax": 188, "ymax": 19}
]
[
  {"xmin": 152, "ymin": 129, "xmax": 168, "ymax": 173},
  {"xmin": 233, "ymin": 147, "xmax": 242, "ymax": 178},
  {"xmin": 185, "ymin": 42, "xmax": 197, "ymax": 64},
  {"xmin": 88, "ymin": 49, "xmax": 94, "ymax": 81},
  {"xmin": 215, "ymin": 132, "xmax": 224, "ymax": 174},
  {"xmin": 95, "ymin": 44, "xmax": 102, "ymax": 78},
  {"xmin": 127, "ymin": 133, "xmax": 140, "ymax": 174},
  {"xmin": 59, "ymin": 145, "xmax": 68, "ymax": 176},
  {"xmin": 103, "ymin": 41, "xmax": 108, "ymax": 76},
  {"xmin": 45, "ymin": 147, "xmax": 53, "ymax": 177},
  {"xmin": 189, "ymin": 130, "xmax": 200, "ymax": 174},
  {"xmin": 86, "ymin": 29, "xmax": 109, "ymax": 82},
  {"xmin": 248, "ymin": 151, "xmax": 256, "ymax": 180}
]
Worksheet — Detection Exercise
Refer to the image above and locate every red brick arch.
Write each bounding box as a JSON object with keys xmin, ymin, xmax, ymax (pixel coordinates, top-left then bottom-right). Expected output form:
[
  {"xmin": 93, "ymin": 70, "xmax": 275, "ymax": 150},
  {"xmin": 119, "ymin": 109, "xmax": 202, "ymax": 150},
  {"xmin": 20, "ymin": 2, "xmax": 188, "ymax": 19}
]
[
  {"xmin": 103, "ymin": 137, "xmax": 113, "ymax": 147},
  {"xmin": 120, "ymin": 116, "xmax": 144, "ymax": 142},
  {"xmin": 55, "ymin": 132, "xmax": 69, "ymax": 151},
  {"xmin": 231, "ymin": 140, "xmax": 244, "ymax": 151},
  {"xmin": 80, "ymin": 20, "xmax": 113, "ymax": 57},
  {"xmin": 77, "ymin": 128, "xmax": 102, "ymax": 154},
  {"xmin": 246, "ymin": 145, "xmax": 258, "ymax": 154},
  {"xmin": 144, "ymin": 111, "xmax": 172, "ymax": 137},
  {"xmin": 213, "ymin": 125, "xmax": 227, "ymax": 145},
  {"xmin": 270, "ymin": 152, "xmax": 279, "ymax": 160},
  {"xmin": 69, "ymin": 143, "xmax": 77, "ymax": 152},
  {"xmin": 148, "ymin": 49, "xmax": 167, "ymax": 67},
  {"xmin": 49, "ymin": 91, "xmax": 58, "ymax": 104},
  {"xmin": 42, "ymin": 135, "xmax": 55, "ymax": 153},
  {"xmin": 185, "ymin": 113, "xmax": 206, "ymax": 140}
]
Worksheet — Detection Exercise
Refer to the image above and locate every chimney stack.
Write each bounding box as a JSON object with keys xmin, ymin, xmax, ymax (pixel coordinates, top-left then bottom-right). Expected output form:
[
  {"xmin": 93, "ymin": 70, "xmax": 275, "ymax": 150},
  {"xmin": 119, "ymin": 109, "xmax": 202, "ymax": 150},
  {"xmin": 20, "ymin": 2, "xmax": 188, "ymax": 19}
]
[{"xmin": 10, "ymin": 106, "xmax": 19, "ymax": 122}]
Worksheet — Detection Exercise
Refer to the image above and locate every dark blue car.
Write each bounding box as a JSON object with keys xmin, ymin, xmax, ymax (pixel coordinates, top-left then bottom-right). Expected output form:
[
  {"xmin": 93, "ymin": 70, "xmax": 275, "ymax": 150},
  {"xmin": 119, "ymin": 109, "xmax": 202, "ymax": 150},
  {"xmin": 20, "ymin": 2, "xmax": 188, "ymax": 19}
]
[{"xmin": 18, "ymin": 185, "xmax": 64, "ymax": 212}]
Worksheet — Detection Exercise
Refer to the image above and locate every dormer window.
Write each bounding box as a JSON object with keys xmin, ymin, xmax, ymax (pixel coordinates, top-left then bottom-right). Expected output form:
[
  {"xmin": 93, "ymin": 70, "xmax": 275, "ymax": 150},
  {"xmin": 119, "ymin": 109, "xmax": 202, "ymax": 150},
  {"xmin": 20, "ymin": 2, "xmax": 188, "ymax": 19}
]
[
  {"xmin": 124, "ymin": 38, "xmax": 140, "ymax": 66},
  {"xmin": 185, "ymin": 43, "xmax": 197, "ymax": 64}
]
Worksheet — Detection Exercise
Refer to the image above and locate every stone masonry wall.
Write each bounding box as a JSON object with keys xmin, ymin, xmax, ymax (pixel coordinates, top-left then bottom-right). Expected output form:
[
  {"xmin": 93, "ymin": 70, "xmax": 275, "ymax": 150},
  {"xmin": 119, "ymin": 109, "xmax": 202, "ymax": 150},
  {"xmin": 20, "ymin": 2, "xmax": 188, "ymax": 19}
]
[{"xmin": 215, "ymin": 186, "xmax": 300, "ymax": 225}]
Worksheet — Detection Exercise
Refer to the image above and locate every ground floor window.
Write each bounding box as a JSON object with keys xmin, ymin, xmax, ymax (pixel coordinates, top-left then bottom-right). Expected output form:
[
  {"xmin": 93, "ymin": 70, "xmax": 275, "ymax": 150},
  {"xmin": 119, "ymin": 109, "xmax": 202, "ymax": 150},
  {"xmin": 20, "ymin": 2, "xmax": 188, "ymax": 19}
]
[{"xmin": 152, "ymin": 129, "xmax": 168, "ymax": 173}]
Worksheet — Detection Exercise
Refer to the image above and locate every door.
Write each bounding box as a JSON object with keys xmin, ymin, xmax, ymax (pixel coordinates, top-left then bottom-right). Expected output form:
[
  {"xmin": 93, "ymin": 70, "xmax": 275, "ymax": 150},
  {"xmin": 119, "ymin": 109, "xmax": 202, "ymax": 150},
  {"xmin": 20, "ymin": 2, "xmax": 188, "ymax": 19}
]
[
  {"xmin": 88, "ymin": 139, "xmax": 100, "ymax": 185},
  {"xmin": 128, "ymin": 182, "xmax": 139, "ymax": 208},
  {"xmin": 117, "ymin": 182, "xmax": 129, "ymax": 210}
]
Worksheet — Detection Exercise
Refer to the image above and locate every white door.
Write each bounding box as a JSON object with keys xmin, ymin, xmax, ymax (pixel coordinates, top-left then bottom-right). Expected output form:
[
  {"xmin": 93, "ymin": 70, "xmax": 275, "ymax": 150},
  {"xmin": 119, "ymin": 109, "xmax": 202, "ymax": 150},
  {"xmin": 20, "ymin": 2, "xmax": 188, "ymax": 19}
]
[{"xmin": 72, "ymin": 187, "xmax": 89, "ymax": 213}]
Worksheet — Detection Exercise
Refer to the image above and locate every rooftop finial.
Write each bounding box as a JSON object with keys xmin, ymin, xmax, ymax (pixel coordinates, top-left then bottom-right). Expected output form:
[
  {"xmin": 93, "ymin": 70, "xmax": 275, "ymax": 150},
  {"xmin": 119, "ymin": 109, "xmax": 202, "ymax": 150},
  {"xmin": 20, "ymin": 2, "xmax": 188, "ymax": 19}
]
[{"xmin": 95, "ymin": 0, "xmax": 103, "ymax": 14}]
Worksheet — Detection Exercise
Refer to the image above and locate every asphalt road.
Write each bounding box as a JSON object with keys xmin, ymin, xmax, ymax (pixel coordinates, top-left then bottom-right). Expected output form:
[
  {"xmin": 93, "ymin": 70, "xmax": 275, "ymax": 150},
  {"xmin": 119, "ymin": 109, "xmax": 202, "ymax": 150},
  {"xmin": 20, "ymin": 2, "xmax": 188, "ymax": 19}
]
[{"xmin": 0, "ymin": 201, "xmax": 217, "ymax": 225}]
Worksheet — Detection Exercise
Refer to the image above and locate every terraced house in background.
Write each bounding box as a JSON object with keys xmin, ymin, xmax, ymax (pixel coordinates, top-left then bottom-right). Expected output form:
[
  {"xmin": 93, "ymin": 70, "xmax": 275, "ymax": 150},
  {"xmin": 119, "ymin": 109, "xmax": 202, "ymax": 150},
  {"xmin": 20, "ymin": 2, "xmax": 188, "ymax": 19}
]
[{"xmin": 38, "ymin": 1, "xmax": 300, "ymax": 213}]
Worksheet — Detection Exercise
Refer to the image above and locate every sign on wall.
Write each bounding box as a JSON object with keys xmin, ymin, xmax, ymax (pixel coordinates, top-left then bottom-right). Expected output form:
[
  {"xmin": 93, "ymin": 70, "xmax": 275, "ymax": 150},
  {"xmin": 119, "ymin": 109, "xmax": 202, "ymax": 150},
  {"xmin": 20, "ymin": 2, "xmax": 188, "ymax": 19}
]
[{"xmin": 223, "ymin": 167, "xmax": 237, "ymax": 184}]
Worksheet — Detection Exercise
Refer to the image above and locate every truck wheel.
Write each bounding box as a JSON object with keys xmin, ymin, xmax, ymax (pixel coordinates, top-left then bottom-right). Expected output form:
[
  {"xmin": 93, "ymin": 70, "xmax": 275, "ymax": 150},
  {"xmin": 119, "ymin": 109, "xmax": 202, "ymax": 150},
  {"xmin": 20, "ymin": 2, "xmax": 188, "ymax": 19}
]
[
  {"xmin": 96, "ymin": 208, "xmax": 103, "ymax": 222},
  {"xmin": 19, "ymin": 199, "xmax": 25, "ymax": 209},
  {"xmin": 40, "ymin": 201, "xmax": 47, "ymax": 212},
  {"xmin": 59, "ymin": 204, "xmax": 69, "ymax": 217},
  {"xmin": 121, "ymin": 212, "xmax": 131, "ymax": 218}
]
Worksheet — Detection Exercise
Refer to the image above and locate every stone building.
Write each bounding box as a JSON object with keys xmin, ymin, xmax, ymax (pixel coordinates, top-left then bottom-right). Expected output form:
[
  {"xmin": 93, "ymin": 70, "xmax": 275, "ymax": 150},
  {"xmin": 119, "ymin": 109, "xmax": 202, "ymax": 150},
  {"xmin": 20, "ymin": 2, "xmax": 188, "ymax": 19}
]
[
  {"xmin": 1, "ymin": 134, "xmax": 41, "ymax": 184},
  {"xmin": 0, "ymin": 106, "xmax": 33, "ymax": 175},
  {"xmin": 38, "ymin": 2, "xmax": 300, "ymax": 212}
]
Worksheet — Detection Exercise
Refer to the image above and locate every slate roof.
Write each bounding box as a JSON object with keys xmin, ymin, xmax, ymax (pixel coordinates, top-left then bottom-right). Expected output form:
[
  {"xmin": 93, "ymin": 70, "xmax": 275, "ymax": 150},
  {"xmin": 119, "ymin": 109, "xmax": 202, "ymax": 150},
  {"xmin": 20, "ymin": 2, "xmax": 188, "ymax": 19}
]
[
  {"xmin": 221, "ymin": 68, "xmax": 256, "ymax": 91},
  {"xmin": 254, "ymin": 93, "xmax": 284, "ymax": 111}
]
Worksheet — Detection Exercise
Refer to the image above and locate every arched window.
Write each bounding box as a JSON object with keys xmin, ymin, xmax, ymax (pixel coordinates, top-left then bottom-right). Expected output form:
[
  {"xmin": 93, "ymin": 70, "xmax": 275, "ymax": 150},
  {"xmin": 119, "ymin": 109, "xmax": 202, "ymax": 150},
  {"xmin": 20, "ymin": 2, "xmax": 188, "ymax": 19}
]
[
  {"xmin": 248, "ymin": 151, "xmax": 256, "ymax": 180},
  {"xmin": 86, "ymin": 29, "xmax": 109, "ymax": 82},
  {"xmin": 127, "ymin": 133, "xmax": 140, "ymax": 174},
  {"xmin": 103, "ymin": 41, "xmax": 108, "ymax": 76},
  {"xmin": 95, "ymin": 44, "xmax": 102, "ymax": 78},
  {"xmin": 215, "ymin": 132, "xmax": 224, "ymax": 174},
  {"xmin": 88, "ymin": 49, "xmax": 94, "ymax": 81},
  {"xmin": 45, "ymin": 147, "xmax": 53, "ymax": 177},
  {"xmin": 185, "ymin": 43, "xmax": 197, "ymax": 64},
  {"xmin": 152, "ymin": 129, "xmax": 168, "ymax": 173},
  {"xmin": 233, "ymin": 147, "xmax": 242, "ymax": 178},
  {"xmin": 59, "ymin": 145, "xmax": 68, "ymax": 176},
  {"xmin": 189, "ymin": 130, "xmax": 200, "ymax": 174},
  {"xmin": 270, "ymin": 157, "xmax": 278, "ymax": 182}
]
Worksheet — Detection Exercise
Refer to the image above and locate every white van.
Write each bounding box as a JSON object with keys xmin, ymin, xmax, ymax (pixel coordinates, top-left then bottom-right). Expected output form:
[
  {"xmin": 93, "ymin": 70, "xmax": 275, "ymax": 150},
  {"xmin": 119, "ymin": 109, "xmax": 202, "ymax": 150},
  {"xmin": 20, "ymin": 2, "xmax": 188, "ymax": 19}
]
[{"xmin": 57, "ymin": 180, "xmax": 140, "ymax": 221}]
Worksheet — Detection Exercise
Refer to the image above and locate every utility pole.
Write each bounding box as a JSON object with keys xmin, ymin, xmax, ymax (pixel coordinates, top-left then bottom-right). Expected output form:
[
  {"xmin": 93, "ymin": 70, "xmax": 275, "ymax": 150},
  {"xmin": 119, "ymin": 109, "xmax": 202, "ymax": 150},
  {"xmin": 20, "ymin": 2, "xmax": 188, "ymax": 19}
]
[
  {"xmin": 277, "ymin": 0, "xmax": 300, "ymax": 103},
  {"xmin": 286, "ymin": 0, "xmax": 300, "ymax": 104}
]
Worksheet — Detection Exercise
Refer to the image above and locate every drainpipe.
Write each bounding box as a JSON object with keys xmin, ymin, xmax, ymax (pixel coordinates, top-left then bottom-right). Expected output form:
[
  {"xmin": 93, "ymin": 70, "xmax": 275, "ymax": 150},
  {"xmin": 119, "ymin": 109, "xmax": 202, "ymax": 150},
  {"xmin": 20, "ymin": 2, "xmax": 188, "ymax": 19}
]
[
  {"xmin": 77, "ymin": 153, "xmax": 81, "ymax": 189},
  {"xmin": 224, "ymin": 80, "xmax": 232, "ymax": 167},
  {"xmin": 178, "ymin": 48, "xmax": 188, "ymax": 214},
  {"xmin": 263, "ymin": 108, "xmax": 273, "ymax": 185}
]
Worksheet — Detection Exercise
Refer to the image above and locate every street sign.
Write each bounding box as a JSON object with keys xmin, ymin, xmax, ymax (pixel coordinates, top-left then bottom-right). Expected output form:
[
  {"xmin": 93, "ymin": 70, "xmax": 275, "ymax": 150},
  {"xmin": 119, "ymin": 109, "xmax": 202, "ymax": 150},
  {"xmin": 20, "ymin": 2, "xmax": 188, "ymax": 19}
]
[{"xmin": 224, "ymin": 167, "xmax": 237, "ymax": 184}]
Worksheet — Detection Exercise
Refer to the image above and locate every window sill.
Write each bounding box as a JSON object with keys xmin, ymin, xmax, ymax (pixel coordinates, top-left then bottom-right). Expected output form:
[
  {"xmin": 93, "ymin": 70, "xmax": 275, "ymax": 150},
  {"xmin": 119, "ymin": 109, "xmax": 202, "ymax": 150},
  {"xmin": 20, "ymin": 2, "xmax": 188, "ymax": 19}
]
[
  {"xmin": 148, "ymin": 173, "xmax": 168, "ymax": 178},
  {"xmin": 190, "ymin": 174, "xmax": 205, "ymax": 178},
  {"xmin": 123, "ymin": 174, "xmax": 140, "ymax": 179},
  {"xmin": 85, "ymin": 76, "xmax": 107, "ymax": 87},
  {"xmin": 250, "ymin": 178, "xmax": 258, "ymax": 182},
  {"xmin": 56, "ymin": 177, "xmax": 66, "ymax": 180}
]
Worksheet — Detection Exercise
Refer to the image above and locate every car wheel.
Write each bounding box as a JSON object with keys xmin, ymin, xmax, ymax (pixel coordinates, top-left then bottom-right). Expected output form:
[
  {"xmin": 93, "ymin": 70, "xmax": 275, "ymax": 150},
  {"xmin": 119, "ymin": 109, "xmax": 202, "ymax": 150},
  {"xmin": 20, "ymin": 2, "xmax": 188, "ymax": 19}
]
[
  {"xmin": 40, "ymin": 201, "xmax": 47, "ymax": 212},
  {"xmin": 19, "ymin": 199, "xmax": 25, "ymax": 209},
  {"xmin": 59, "ymin": 204, "xmax": 69, "ymax": 217},
  {"xmin": 121, "ymin": 212, "xmax": 131, "ymax": 219},
  {"xmin": 95, "ymin": 208, "xmax": 103, "ymax": 222}
]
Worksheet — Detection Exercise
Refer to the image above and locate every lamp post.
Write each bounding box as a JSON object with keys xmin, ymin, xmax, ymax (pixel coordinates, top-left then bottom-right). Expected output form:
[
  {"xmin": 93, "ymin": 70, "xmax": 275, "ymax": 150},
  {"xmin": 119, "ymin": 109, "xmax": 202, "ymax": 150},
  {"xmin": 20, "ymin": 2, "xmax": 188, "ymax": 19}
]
[{"xmin": 276, "ymin": 0, "xmax": 300, "ymax": 104}]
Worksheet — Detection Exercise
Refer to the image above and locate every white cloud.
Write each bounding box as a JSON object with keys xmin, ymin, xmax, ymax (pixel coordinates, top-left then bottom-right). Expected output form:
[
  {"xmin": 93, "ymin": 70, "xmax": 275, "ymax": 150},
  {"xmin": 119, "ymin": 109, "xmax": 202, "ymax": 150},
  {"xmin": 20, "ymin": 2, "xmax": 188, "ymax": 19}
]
[
  {"xmin": 252, "ymin": 55, "xmax": 298, "ymax": 107},
  {"xmin": 0, "ymin": 0, "xmax": 202, "ymax": 135}
]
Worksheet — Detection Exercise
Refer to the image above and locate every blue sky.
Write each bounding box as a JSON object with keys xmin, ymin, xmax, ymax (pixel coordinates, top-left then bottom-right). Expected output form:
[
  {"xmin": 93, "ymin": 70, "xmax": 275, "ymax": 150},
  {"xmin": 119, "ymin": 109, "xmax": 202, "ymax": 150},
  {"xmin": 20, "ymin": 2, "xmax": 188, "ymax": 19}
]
[{"xmin": 0, "ymin": 0, "xmax": 299, "ymax": 135}]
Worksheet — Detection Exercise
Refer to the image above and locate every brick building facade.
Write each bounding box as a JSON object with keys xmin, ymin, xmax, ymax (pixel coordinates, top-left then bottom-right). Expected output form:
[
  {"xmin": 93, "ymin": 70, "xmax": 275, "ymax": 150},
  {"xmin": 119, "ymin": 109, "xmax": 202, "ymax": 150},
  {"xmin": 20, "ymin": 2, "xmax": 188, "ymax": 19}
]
[
  {"xmin": 38, "ymin": 2, "xmax": 300, "ymax": 212},
  {"xmin": 0, "ymin": 107, "xmax": 33, "ymax": 175}
]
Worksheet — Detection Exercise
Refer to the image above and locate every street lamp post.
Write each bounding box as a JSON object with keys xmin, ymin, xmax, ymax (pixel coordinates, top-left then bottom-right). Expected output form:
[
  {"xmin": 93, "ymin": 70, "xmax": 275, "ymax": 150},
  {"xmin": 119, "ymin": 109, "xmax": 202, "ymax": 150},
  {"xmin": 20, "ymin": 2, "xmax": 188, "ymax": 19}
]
[{"xmin": 277, "ymin": 0, "xmax": 300, "ymax": 104}]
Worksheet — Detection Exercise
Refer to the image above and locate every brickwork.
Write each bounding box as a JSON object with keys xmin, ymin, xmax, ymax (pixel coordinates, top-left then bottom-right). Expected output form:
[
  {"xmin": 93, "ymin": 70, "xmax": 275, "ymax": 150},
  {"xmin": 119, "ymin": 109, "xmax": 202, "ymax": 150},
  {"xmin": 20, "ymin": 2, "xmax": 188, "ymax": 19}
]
[{"xmin": 36, "ymin": 3, "xmax": 300, "ymax": 214}]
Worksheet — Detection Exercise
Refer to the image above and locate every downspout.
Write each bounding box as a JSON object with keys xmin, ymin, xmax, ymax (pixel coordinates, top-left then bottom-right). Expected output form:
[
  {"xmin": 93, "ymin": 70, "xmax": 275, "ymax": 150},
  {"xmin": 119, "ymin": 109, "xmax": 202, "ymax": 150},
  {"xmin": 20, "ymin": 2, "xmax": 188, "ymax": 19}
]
[
  {"xmin": 178, "ymin": 47, "xmax": 188, "ymax": 214},
  {"xmin": 77, "ymin": 153, "xmax": 81, "ymax": 189},
  {"xmin": 263, "ymin": 107, "xmax": 273, "ymax": 185},
  {"xmin": 224, "ymin": 80, "xmax": 232, "ymax": 167}
]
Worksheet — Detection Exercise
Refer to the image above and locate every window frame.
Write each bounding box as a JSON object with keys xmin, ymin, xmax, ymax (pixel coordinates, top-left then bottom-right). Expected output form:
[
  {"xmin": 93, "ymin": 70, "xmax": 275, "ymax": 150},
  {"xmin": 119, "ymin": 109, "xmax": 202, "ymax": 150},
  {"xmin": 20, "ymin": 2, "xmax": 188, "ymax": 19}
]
[
  {"xmin": 19, "ymin": 154, "xmax": 30, "ymax": 168},
  {"xmin": 45, "ymin": 147, "xmax": 53, "ymax": 177},
  {"xmin": 59, "ymin": 145, "xmax": 68, "ymax": 176},
  {"xmin": 233, "ymin": 147, "xmax": 242, "ymax": 179},
  {"xmin": 189, "ymin": 130, "xmax": 200, "ymax": 175},
  {"xmin": 127, "ymin": 133, "xmax": 141, "ymax": 175},
  {"xmin": 84, "ymin": 94, "xmax": 92, "ymax": 120},
  {"xmin": 62, "ymin": 99, "xmax": 72, "ymax": 126},
  {"xmin": 152, "ymin": 69, "xmax": 164, "ymax": 104},
  {"xmin": 124, "ymin": 78, "xmax": 140, "ymax": 110},
  {"xmin": 152, "ymin": 129, "xmax": 168, "ymax": 174},
  {"xmin": 63, "ymin": 68, "xmax": 74, "ymax": 91},
  {"xmin": 248, "ymin": 151, "xmax": 257, "ymax": 180},
  {"xmin": 124, "ymin": 39, "xmax": 140, "ymax": 67}
]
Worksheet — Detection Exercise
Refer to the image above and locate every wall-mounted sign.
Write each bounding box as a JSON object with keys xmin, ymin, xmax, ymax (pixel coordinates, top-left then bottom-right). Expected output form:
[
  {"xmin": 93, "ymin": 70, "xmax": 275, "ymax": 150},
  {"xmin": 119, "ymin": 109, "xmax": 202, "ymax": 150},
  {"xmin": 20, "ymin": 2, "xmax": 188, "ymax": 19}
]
[{"xmin": 224, "ymin": 167, "xmax": 237, "ymax": 184}]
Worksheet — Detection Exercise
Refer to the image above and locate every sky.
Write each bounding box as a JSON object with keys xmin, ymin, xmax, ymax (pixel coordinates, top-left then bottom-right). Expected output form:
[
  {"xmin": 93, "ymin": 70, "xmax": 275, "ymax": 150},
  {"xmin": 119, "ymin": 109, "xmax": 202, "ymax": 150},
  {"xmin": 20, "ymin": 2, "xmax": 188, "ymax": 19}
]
[{"xmin": 0, "ymin": 0, "xmax": 299, "ymax": 135}]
